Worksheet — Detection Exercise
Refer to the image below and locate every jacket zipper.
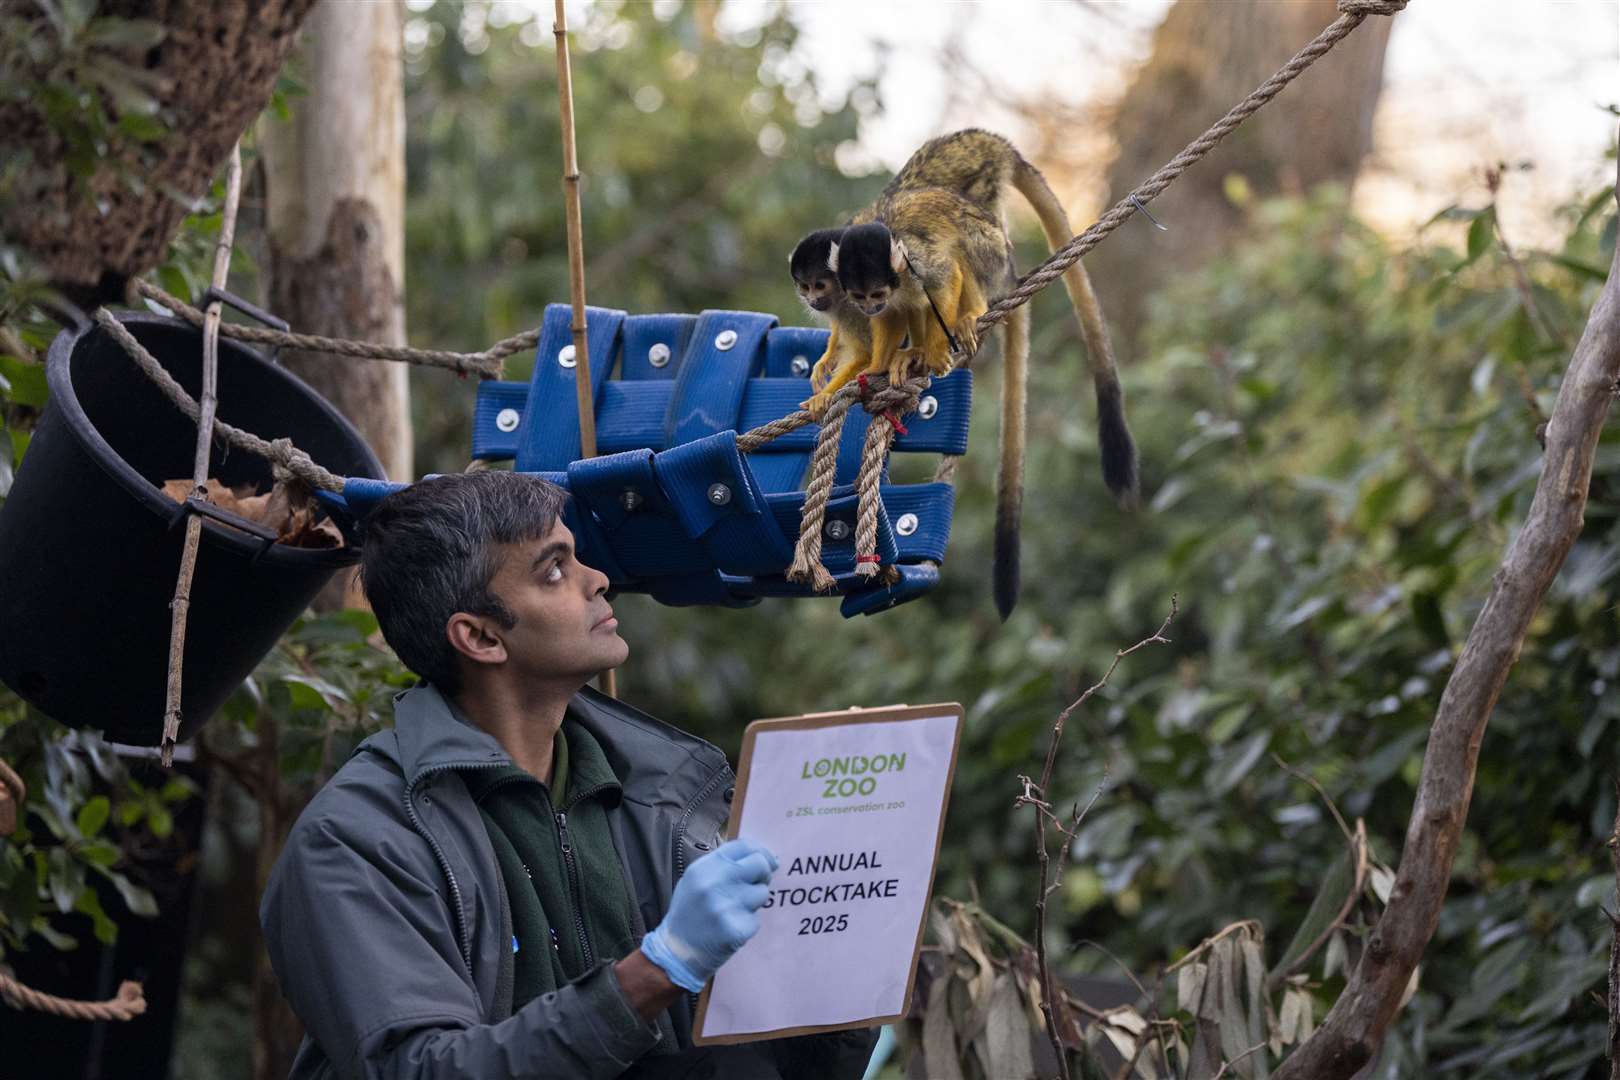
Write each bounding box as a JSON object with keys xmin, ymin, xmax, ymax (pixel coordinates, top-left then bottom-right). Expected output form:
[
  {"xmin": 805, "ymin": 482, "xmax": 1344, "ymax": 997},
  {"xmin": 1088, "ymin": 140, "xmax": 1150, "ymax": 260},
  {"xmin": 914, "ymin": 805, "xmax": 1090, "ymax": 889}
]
[
  {"xmin": 553, "ymin": 809, "xmax": 594, "ymax": 968},
  {"xmin": 403, "ymin": 760, "xmax": 507, "ymax": 973},
  {"xmin": 555, "ymin": 782, "xmax": 616, "ymax": 970}
]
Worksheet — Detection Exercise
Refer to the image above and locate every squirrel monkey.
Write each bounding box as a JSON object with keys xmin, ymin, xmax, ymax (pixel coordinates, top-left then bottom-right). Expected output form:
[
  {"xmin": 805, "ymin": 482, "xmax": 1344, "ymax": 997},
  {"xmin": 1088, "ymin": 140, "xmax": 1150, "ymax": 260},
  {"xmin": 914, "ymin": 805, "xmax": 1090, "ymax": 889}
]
[{"xmin": 789, "ymin": 129, "xmax": 1138, "ymax": 617}]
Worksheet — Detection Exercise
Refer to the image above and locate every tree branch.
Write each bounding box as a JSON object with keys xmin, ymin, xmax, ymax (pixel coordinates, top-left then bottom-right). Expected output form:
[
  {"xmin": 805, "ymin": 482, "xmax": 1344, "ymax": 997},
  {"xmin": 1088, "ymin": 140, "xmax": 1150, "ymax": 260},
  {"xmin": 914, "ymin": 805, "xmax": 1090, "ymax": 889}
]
[{"xmin": 1276, "ymin": 140, "xmax": 1620, "ymax": 1080}]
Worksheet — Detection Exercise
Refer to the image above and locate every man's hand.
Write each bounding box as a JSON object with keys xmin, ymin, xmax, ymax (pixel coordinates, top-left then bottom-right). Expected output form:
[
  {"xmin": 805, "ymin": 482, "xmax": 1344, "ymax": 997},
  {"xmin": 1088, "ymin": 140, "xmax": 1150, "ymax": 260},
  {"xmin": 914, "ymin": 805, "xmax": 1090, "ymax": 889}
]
[{"xmin": 638, "ymin": 838, "xmax": 778, "ymax": 993}]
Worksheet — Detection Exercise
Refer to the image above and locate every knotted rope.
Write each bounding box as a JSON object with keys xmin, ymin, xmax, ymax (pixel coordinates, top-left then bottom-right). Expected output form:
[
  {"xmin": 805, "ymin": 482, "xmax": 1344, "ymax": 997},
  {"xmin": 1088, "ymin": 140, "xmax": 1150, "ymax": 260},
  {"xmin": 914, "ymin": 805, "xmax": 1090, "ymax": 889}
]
[
  {"xmin": 0, "ymin": 972, "xmax": 147, "ymax": 1022},
  {"xmin": 94, "ymin": 310, "xmax": 344, "ymax": 493}
]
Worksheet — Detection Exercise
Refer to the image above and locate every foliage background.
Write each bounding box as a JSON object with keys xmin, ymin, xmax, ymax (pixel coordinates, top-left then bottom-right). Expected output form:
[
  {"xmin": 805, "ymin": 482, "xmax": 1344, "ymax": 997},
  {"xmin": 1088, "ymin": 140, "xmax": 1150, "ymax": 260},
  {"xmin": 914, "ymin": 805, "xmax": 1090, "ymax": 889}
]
[{"xmin": 1, "ymin": 2, "xmax": 1617, "ymax": 1076}]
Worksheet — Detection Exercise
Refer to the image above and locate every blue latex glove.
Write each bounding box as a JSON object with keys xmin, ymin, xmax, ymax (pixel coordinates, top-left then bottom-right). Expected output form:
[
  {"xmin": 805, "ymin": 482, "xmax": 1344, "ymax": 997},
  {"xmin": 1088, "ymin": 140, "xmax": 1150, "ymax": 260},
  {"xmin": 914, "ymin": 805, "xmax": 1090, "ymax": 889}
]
[{"xmin": 640, "ymin": 838, "xmax": 778, "ymax": 992}]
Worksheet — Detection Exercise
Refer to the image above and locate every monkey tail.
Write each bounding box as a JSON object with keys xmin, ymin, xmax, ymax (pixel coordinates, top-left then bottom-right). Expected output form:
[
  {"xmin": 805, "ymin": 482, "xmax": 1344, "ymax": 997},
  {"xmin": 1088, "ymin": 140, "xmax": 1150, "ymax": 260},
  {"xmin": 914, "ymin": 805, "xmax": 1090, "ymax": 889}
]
[
  {"xmin": 1009, "ymin": 158, "xmax": 1139, "ymax": 509},
  {"xmin": 994, "ymin": 302, "xmax": 1030, "ymax": 620}
]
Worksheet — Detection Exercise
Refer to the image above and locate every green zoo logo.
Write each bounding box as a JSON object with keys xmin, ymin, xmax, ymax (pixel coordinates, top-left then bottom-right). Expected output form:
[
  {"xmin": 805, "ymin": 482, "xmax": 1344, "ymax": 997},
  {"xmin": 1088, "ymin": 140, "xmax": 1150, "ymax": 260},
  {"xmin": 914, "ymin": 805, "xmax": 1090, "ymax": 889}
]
[{"xmin": 800, "ymin": 753, "xmax": 907, "ymax": 798}]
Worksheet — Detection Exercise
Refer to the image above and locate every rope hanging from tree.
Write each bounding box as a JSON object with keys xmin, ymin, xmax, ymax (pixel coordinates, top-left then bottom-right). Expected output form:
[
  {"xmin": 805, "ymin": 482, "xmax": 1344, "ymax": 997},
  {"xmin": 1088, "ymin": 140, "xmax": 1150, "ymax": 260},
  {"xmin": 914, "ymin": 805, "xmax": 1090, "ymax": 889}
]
[{"xmin": 93, "ymin": 0, "xmax": 1407, "ymax": 588}]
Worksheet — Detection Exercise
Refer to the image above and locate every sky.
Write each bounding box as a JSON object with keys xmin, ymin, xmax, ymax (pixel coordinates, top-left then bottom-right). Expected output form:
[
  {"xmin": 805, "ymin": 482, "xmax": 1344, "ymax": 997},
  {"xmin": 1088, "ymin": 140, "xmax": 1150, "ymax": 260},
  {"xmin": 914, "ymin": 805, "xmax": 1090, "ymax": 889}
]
[{"xmin": 764, "ymin": 0, "xmax": 1620, "ymax": 246}]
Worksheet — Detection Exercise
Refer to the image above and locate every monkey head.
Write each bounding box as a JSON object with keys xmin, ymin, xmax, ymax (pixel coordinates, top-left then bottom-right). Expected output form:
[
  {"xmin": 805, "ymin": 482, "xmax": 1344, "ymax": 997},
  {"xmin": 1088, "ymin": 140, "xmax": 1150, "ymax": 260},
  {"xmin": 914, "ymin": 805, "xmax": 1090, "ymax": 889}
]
[
  {"xmin": 829, "ymin": 222, "xmax": 905, "ymax": 317},
  {"xmin": 789, "ymin": 227, "xmax": 847, "ymax": 314}
]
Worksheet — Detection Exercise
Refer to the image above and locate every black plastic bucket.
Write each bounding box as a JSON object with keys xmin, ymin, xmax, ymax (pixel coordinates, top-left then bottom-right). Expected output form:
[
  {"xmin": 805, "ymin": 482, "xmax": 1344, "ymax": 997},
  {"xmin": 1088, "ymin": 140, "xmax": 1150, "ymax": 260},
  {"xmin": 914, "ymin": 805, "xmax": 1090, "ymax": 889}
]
[{"xmin": 0, "ymin": 312, "xmax": 385, "ymax": 745}]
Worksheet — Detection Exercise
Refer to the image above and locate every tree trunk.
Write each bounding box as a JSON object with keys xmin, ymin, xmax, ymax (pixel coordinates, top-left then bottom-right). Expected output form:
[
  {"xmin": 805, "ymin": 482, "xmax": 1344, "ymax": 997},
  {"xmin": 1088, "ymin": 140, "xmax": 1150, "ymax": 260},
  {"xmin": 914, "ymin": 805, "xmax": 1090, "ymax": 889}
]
[
  {"xmin": 260, "ymin": 0, "xmax": 411, "ymax": 496},
  {"xmin": 0, "ymin": 0, "xmax": 318, "ymax": 304},
  {"xmin": 1092, "ymin": 0, "xmax": 1394, "ymax": 347}
]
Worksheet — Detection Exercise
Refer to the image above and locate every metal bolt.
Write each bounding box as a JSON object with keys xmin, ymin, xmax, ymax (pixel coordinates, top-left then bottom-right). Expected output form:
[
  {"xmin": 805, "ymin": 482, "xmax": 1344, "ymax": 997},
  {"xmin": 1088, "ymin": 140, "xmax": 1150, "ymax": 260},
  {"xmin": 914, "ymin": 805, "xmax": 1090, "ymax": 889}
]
[
  {"xmin": 824, "ymin": 519, "xmax": 851, "ymax": 541},
  {"xmin": 707, "ymin": 482, "xmax": 732, "ymax": 506},
  {"xmin": 715, "ymin": 329, "xmax": 738, "ymax": 351},
  {"xmin": 648, "ymin": 343, "xmax": 671, "ymax": 368},
  {"xmin": 495, "ymin": 408, "xmax": 521, "ymax": 432},
  {"xmin": 558, "ymin": 344, "xmax": 576, "ymax": 368},
  {"xmin": 918, "ymin": 395, "xmax": 938, "ymax": 420},
  {"xmin": 896, "ymin": 513, "xmax": 919, "ymax": 536},
  {"xmin": 620, "ymin": 489, "xmax": 643, "ymax": 512},
  {"xmin": 790, "ymin": 355, "xmax": 810, "ymax": 377}
]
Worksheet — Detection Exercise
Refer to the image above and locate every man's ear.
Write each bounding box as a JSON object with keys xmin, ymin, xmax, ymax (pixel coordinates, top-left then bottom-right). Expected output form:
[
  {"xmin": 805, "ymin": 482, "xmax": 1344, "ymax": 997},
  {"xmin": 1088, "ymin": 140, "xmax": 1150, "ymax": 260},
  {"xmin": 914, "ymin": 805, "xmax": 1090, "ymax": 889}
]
[{"xmin": 446, "ymin": 612, "xmax": 508, "ymax": 669}]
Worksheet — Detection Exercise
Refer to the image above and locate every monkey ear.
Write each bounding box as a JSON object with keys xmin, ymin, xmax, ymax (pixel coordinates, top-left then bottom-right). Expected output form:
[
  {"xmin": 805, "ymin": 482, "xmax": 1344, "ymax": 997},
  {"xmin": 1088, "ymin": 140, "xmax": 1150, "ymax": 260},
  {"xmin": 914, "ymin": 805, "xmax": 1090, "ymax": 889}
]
[
  {"xmin": 889, "ymin": 238, "xmax": 908, "ymax": 275},
  {"xmin": 826, "ymin": 241, "xmax": 840, "ymax": 273}
]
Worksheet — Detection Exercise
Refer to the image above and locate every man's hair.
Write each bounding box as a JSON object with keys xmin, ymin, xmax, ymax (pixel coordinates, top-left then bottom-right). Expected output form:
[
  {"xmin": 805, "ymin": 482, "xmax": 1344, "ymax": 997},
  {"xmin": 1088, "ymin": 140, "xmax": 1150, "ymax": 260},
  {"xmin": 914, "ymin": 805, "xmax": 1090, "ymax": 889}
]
[{"xmin": 360, "ymin": 471, "xmax": 568, "ymax": 694}]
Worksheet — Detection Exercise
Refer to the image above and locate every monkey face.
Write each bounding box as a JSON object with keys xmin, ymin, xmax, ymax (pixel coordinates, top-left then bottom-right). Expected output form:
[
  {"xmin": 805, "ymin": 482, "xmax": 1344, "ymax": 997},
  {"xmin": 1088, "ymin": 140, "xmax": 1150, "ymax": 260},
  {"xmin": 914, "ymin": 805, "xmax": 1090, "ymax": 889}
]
[
  {"xmin": 794, "ymin": 273, "xmax": 842, "ymax": 313},
  {"xmin": 829, "ymin": 222, "xmax": 904, "ymax": 317},
  {"xmin": 790, "ymin": 228, "xmax": 847, "ymax": 314}
]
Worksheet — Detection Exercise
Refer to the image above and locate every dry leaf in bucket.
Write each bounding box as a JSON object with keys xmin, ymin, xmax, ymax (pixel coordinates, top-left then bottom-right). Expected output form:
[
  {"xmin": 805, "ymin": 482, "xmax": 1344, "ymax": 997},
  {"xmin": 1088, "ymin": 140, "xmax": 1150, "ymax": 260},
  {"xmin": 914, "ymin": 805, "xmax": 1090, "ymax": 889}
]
[{"xmin": 160, "ymin": 478, "xmax": 344, "ymax": 550}]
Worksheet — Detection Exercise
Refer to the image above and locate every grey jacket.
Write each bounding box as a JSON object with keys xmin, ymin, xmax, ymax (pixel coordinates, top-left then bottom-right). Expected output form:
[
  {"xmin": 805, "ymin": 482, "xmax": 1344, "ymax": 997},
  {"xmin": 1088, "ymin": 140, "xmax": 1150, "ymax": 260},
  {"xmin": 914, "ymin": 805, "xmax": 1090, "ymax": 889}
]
[{"xmin": 260, "ymin": 684, "xmax": 876, "ymax": 1079}]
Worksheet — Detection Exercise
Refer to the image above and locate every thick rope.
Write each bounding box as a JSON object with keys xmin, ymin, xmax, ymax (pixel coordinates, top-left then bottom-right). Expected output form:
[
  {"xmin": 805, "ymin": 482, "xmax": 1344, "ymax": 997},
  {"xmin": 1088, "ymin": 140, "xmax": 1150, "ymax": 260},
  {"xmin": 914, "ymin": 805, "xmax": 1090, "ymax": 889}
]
[
  {"xmin": 853, "ymin": 415, "xmax": 896, "ymax": 580},
  {"xmin": 93, "ymin": 309, "xmax": 345, "ymax": 493},
  {"xmin": 0, "ymin": 757, "xmax": 22, "ymax": 837},
  {"xmin": 973, "ymin": 0, "xmax": 1407, "ymax": 336},
  {"xmin": 0, "ymin": 972, "xmax": 147, "ymax": 1022},
  {"xmin": 133, "ymin": 281, "xmax": 520, "ymax": 380},
  {"xmin": 786, "ymin": 391, "xmax": 854, "ymax": 592}
]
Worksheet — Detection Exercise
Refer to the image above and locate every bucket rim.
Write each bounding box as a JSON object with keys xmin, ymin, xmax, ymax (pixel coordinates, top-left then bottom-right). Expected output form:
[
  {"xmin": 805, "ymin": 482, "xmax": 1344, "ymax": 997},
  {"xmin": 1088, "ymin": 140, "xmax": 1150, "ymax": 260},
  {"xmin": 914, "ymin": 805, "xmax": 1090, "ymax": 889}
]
[{"xmin": 44, "ymin": 309, "xmax": 380, "ymax": 568}]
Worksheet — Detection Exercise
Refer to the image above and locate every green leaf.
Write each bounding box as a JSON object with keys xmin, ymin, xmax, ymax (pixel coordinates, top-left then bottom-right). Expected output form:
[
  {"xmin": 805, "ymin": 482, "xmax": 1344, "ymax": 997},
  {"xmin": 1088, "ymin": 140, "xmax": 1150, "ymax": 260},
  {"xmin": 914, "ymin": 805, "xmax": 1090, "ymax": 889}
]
[
  {"xmin": 75, "ymin": 795, "xmax": 110, "ymax": 838},
  {"xmin": 74, "ymin": 883, "xmax": 117, "ymax": 945},
  {"xmin": 1466, "ymin": 209, "xmax": 1496, "ymax": 263},
  {"xmin": 0, "ymin": 357, "xmax": 47, "ymax": 407},
  {"xmin": 103, "ymin": 869, "xmax": 158, "ymax": 918},
  {"xmin": 281, "ymin": 673, "xmax": 350, "ymax": 711},
  {"xmin": 147, "ymin": 805, "xmax": 173, "ymax": 839},
  {"xmin": 115, "ymin": 110, "xmax": 168, "ymax": 143}
]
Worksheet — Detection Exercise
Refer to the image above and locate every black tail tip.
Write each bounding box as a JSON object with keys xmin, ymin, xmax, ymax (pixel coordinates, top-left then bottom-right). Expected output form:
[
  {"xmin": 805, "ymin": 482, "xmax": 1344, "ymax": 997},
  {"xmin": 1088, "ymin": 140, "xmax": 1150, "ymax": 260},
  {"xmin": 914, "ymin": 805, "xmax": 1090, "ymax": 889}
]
[
  {"xmin": 993, "ymin": 524, "xmax": 1020, "ymax": 621},
  {"xmin": 1097, "ymin": 388, "xmax": 1140, "ymax": 510}
]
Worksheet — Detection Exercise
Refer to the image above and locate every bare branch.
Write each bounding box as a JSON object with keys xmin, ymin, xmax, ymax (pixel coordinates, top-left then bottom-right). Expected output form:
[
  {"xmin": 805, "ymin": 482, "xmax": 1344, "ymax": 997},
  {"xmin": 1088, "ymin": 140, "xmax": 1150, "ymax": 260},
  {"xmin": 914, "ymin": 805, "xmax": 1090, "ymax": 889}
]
[{"xmin": 1277, "ymin": 142, "xmax": 1620, "ymax": 1080}]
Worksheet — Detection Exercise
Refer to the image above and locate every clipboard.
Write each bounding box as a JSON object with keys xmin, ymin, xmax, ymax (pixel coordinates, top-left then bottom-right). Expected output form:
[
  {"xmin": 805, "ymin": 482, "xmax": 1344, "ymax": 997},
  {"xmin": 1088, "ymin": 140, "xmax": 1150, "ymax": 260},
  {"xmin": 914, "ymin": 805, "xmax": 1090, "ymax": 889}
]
[{"xmin": 692, "ymin": 702, "xmax": 964, "ymax": 1045}]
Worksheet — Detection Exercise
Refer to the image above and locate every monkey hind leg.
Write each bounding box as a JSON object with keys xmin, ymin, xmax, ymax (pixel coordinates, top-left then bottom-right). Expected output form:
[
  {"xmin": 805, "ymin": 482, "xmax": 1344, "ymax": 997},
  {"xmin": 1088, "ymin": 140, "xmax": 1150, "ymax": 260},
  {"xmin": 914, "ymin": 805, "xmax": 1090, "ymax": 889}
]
[{"xmin": 993, "ymin": 302, "xmax": 1030, "ymax": 620}]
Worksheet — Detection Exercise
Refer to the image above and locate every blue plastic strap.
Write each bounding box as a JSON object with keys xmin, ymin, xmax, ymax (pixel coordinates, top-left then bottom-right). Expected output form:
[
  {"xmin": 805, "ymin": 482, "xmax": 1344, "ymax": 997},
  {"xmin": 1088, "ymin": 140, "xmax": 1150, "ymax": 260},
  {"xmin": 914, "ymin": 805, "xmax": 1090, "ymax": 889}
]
[
  {"xmin": 566, "ymin": 450, "xmax": 711, "ymax": 578},
  {"xmin": 620, "ymin": 314, "xmax": 697, "ymax": 381},
  {"xmin": 764, "ymin": 327, "xmax": 830, "ymax": 377},
  {"xmin": 840, "ymin": 563, "xmax": 941, "ymax": 617},
  {"xmin": 653, "ymin": 432, "xmax": 794, "ymax": 576},
  {"xmin": 515, "ymin": 303, "xmax": 626, "ymax": 472},
  {"xmin": 764, "ymin": 486, "xmax": 897, "ymax": 575},
  {"xmin": 663, "ymin": 310, "xmax": 776, "ymax": 448},
  {"xmin": 471, "ymin": 381, "xmax": 528, "ymax": 460},
  {"xmin": 735, "ymin": 369, "xmax": 974, "ymax": 456},
  {"xmin": 596, "ymin": 382, "xmax": 671, "ymax": 454}
]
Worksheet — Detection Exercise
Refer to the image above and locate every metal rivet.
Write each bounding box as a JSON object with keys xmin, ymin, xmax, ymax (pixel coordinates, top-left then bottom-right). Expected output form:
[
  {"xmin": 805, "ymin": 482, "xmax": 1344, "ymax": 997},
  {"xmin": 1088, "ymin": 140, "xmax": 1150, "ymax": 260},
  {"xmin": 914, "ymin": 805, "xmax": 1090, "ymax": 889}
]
[
  {"xmin": 790, "ymin": 355, "xmax": 810, "ymax": 377},
  {"xmin": 707, "ymin": 482, "xmax": 732, "ymax": 506},
  {"xmin": 620, "ymin": 488, "xmax": 642, "ymax": 512},
  {"xmin": 558, "ymin": 344, "xmax": 576, "ymax": 368},
  {"xmin": 896, "ymin": 513, "xmax": 919, "ymax": 536},
  {"xmin": 824, "ymin": 519, "xmax": 850, "ymax": 541},
  {"xmin": 648, "ymin": 343, "xmax": 671, "ymax": 368},
  {"xmin": 715, "ymin": 329, "xmax": 738, "ymax": 351},
  {"xmin": 495, "ymin": 408, "xmax": 521, "ymax": 432},
  {"xmin": 918, "ymin": 395, "xmax": 938, "ymax": 420}
]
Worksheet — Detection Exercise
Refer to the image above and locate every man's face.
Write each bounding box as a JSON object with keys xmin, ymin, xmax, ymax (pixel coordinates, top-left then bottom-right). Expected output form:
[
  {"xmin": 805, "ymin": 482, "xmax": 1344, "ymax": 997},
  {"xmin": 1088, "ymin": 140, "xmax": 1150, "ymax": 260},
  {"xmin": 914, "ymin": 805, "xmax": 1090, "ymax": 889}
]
[{"xmin": 474, "ymin": 520, "xmax": 628, "ymax": 686}]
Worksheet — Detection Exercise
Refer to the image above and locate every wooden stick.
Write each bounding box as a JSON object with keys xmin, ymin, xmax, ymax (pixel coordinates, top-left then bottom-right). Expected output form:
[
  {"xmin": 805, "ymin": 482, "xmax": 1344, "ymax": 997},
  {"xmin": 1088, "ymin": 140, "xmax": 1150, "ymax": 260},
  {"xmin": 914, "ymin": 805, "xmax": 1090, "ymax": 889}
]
[
  {"xmin": 552, "ymin": 0, "xmax": 615, "ymax": 699},
  {"xmin": 161, "ymin": 143, "xmax": 243, "ymax": 766}
]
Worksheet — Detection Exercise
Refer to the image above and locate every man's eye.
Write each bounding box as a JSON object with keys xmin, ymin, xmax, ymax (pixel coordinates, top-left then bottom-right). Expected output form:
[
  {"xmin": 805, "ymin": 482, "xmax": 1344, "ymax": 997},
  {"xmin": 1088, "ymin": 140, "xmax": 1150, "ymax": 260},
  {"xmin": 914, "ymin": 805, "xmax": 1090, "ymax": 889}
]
[{"xmin": 545, "ymin": 561, "xmax": 564, "ymax": 583}]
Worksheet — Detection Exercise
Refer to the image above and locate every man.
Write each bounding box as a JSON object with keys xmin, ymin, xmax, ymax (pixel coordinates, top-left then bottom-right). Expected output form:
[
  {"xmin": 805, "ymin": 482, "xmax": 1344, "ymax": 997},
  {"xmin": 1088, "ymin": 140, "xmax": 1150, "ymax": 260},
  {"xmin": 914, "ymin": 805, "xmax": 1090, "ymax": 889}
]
[{"xmin": 260, "ymin": 471, "xmax": 876, "ymax": 1078}]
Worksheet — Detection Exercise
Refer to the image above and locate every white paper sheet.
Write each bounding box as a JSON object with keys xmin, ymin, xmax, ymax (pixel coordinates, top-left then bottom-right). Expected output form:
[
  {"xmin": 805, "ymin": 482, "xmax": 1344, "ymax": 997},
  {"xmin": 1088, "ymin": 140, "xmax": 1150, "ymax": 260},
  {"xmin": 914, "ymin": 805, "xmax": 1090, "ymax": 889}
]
[{"xmin": 698, "ymin": 710, "xmax": 960, "ymax": 1039}]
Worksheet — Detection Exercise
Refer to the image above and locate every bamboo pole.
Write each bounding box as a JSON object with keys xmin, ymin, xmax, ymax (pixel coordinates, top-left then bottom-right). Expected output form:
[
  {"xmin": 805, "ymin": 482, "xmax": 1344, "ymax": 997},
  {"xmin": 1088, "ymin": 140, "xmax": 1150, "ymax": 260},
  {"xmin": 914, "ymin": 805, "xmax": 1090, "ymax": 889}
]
[
  {"xmin": 552, "ymin": 0, "xmax": 615, "ymax": 699},
  {"xmin": 161, "ymin": 142, "xmax": 243, "ymax": 766}
]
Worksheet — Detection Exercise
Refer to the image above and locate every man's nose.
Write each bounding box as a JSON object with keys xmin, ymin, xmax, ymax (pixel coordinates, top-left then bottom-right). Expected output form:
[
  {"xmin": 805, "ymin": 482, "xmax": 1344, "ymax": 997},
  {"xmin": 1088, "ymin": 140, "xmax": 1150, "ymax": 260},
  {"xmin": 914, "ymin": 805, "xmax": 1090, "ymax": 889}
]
[{"xmin": 585, "ymin": 560, "xmax": 610, "ymax": 596}]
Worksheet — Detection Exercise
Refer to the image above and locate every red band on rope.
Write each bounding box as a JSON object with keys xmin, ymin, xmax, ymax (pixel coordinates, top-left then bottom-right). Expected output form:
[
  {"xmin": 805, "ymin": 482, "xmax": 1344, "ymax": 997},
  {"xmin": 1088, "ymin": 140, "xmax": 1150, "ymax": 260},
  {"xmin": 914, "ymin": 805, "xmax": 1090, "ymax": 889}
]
[{"xmin": 855, "ymin": 554, "xmax": 882, "ymax": 564}]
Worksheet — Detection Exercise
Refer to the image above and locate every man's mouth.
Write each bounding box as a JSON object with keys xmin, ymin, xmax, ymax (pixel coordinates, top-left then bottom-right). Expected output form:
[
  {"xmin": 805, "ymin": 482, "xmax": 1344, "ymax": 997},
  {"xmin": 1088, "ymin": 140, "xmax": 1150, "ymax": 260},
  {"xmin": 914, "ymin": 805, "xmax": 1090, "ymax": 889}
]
[{"xmin": 592, "ymin": 609, "xmax": 618, "ymax": 631}]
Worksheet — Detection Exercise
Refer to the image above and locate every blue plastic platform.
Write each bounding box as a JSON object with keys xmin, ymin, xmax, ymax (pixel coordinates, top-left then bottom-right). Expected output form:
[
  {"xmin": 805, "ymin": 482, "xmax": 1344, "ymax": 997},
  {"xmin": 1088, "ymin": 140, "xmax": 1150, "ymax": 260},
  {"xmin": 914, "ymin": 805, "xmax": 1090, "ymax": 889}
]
[{"xmin": 320, "ymin": 303, "xmax": 971, "ymax": 616}]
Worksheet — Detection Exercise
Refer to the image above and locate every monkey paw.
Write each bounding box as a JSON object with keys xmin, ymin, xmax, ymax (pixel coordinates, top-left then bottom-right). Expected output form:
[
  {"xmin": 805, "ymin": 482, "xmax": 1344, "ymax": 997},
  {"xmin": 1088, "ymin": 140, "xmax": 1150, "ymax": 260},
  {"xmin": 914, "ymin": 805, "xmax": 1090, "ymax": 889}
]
[{"xmin": 952, "ymin": 318, "xmax": 980, "ymax": 360}]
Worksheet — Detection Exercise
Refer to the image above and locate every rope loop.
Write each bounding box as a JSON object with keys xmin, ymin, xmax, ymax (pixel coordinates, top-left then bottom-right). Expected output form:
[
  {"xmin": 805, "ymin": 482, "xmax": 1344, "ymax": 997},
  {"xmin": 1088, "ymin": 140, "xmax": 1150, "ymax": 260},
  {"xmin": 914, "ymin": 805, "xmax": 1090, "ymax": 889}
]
[
  {"xmin": 1336, "ymin": 0, "xmax": 1406, "ymax": 14},
  {"xmin": 0, "ymin": 972, "xmax": 147, "ymax": 1022}
]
